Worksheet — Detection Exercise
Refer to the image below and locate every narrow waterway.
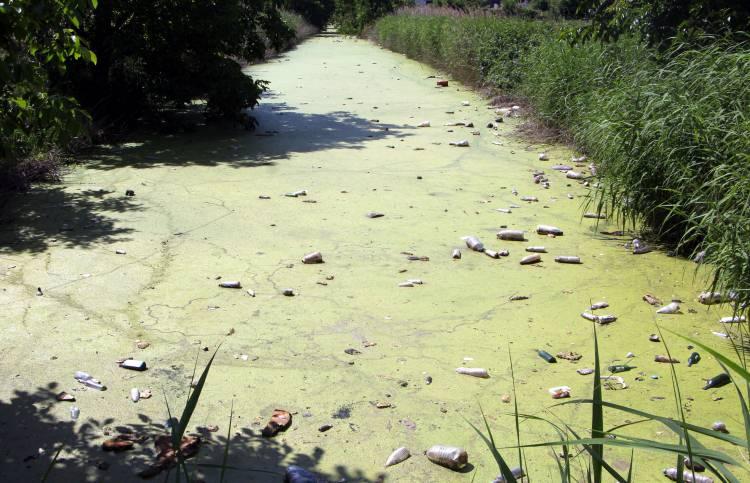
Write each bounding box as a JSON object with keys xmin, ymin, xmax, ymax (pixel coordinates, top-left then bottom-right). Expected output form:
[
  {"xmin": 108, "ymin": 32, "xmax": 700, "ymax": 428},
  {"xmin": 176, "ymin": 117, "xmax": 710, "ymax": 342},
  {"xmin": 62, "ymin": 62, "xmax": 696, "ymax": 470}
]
[{"xmin": 0, "ymin": 33, "xmax": 743, "ymax": 482}]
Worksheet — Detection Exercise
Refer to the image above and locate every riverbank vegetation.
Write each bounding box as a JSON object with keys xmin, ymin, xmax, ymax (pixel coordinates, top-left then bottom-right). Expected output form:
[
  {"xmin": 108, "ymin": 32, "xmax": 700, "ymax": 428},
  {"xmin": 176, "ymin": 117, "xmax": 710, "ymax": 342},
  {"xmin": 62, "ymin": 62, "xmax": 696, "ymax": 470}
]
[
  {"xmin": 0, "ymin": 0, "xmax": 319, "ymax": 191},
  {"xmin": 374, "ymin": 3, "xmax": 750, "ymax": 318}
]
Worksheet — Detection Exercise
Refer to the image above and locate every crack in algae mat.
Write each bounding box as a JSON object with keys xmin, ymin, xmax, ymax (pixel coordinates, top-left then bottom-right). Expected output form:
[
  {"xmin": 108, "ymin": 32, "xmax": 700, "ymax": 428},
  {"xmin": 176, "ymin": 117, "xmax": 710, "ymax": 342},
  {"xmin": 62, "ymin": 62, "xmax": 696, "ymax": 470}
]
[{"xmin": 0, "ymin": 34, "xmax": 746, "ymax": 482}]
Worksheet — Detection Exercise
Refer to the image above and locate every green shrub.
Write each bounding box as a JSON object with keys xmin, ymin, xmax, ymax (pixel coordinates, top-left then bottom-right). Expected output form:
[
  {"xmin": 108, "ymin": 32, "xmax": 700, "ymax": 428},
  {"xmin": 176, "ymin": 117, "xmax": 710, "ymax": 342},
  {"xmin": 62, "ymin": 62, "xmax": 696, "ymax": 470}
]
[{"xmin": 0, "ymin": 0, "xmax": 95, "ymax": 187}]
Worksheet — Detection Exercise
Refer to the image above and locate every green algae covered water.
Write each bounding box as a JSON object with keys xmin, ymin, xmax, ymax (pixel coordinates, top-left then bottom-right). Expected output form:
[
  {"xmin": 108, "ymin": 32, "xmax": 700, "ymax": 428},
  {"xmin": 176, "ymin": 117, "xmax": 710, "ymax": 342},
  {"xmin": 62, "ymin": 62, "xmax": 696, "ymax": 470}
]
[{"xmin": 0, "ymin": 34, "xmax": 746, "ymax": 482}]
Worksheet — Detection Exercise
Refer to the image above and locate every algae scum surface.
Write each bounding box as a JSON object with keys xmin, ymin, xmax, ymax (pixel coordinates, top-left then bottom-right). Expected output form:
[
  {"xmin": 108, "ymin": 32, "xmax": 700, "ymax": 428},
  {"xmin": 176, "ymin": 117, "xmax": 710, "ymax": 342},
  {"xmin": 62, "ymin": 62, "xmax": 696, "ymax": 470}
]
[{"xmin": 0, "ymin": 35, "xmax": 745, "ymax": 482}]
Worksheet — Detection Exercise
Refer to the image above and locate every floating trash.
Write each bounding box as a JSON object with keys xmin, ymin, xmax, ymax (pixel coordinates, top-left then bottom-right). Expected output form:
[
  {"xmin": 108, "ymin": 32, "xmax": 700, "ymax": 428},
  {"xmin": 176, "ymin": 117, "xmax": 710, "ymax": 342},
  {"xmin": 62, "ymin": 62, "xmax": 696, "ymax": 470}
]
[
  {"xmin": 663, "ymin": 467, "xmax": 713, "ymax": 483},
  {"xmin": 549, "ymin": 386, "xmax": 571, "ymax": 399},
  {"xmin": 119, "ymin": 359, "xmax": 147, "ymax": 371},
  {"xmin": 590, "ymin": 301, "xmax": 609, "ymax": 310},
  {"xmin": 719, "ymin": 315, "xmax": 746, "ymax": 323},
  {"xmin": 537, "ymin": 224, "xmax": 563, "ymax": 236},
  {"xmin": 526, "ymin": 246, "xmax": 546, "ymax": 253},
  {"xmin": 131, "ymin": 388, "xmax": 140, "ymax": 402},
  {"xmin": 302, "ymin": 251, "xmax": 324, "ymax": 264},
  {"xmin": 687, "ymin": 352, "xmax": 701, "ymax": 367},
  {"xmin": 643, "ymin": 294, "xmax": 661, "ymax": 305},
  {"xmin": 56, "ymin": 392, "xmax": 75, "ymax": 402},
  {"xmin": 417, "ymin": 121, "xmax": 430, "ymax": 128},
  {"xmin": 537, "ymin": 350, "xmax": 557, "ymax": 363},
  {"xmin": 555, "ymin": 256, "xmax": 581, "ymax": 264},
  {"xmin": 497, "ymin": 229, "xmax": 525, "ymax": 241},
  {"xmin": 566, "ymin": 171, "xmax": 585, "ymax": 180},
  {"xmin": 655, "ymin": 355, "xmax": 680, "ymax": 363},
  {"xmin": 449, "ymin": 140, "xmax": 469, "ymax": 147},
  {"xmin": 462, "ymin": 235, "xmax": 485, "ymax": 252},
  {"xmin": 493, "ymin": 467, "xmax": 526, "ymax": 483},
  {"xmin": 601, "ymin": 375, "xmax": 628, "ymax": 389},
  {"xmin": 583, "ymin": 212, "xmax": 606, "ymax": 219},
  {"xmin": 385, "ymin": 447, "xmax": 411, "ymax": 467},
  {"xmin": 261, "ymin": 409, "xmax": 292, "ymax": 437},
  {"xmin": 538, "ymin": 153, "xmax": 549, "ymax": 161},
  {"xmin": 425, "ymin": 445, "xmax": 468, "ymax": 470},
  {"xmin": 656, "ymin": 302, "xmax": 680, "ymax": 314},
  {"xmin": 451, "ymin": 248, "xmax": 461, "ymax": 259},
  {"xmin": 219, "ymin": 281, "xmax": 242, "ymax": 289},
  {"xmin": 703, "ymin": 373, "xmax": 730, "ymax": 390},
  {"xmin": 557, "ymin": 351, "xmax": 582, "ymax": 361},
  {"xmin": 75, "ymin": 371, "xmax": 106, "ymax": 391},
  {"xmin": 366, "ymin": 211, "xmax": 385, "ymax": 218},
  {"xmin": 608, "ymin": 365, "xmax": 633, "ymax": 373},
  {"xmin": 285, "ymin": 190, "xmax": 307, "ymax": 197},
  {"xmin": 455, "ymin": 367, "xmax": 489, "ymax": 378},
  {"xmin": 712, "ymin": 421, "xmax": 728, "ymax": 433},
  {"xmin": 520, "ymin": 254, "xmax": 541, "ymax": 265},
  {"xmin": 581, "ymin": 312, "xmax": 617, "ymax": 324},
  {"xmin": 577, "ymin": 368, "xmax": 594, "ymax": 375}
]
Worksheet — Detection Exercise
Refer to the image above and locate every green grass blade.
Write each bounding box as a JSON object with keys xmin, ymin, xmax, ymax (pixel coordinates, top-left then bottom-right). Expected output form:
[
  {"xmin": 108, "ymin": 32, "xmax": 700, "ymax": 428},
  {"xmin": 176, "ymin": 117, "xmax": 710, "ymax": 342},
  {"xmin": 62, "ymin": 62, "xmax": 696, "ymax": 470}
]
[
  {"xmin": 176, "ymin": 345, "xmax": 221, "ymax": 443},
  {"xmin": 720, "ymin": 360, "xmax": 750, "ymax": 457},
  {"xmin": 192, "ymin": 464, "xmax": 282, "ymax": 476},
  {"xmin": 514, "ymin": 436, "xmax": 739, "ymax": 465},
  {"xmin": 553, "ymin": 400, "xmax": 747, "ymax": 447},
  {"xmin": 220, "ymin": 400, "xmax": 234, "ymax": 483},
  {"xmin": 465, "ymin": 402, "xmax": 517, "ymax": 482},
  {"xmin": 566, "ymin": 425, "xmax": 627, "ymax": 483},
  {"xmin": 657, "ymin": 324, "xmax": 692, "ymax": 483},
  {"xmin": 40, "ymin": 444, "xmax": 64, "ymax": 483},
  {"xmin": 626, "ymin": 450, "xmax": 634, "ymax": 483},
  {"xmin": 591, "ymin": 325, "xmax": 603, "ymax": 483},
  {"xmin": 509, "ymin": 346, "xmax": 523, "ymax": 473}
]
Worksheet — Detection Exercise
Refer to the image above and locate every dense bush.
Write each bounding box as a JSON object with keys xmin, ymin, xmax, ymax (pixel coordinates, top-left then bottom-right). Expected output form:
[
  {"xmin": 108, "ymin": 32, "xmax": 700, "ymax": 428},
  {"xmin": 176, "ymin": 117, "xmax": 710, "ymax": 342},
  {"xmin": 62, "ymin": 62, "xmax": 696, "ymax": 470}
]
[
  {"xmin": 0, "ymin": 0, "xmax": 96, "ymax": 186},
  {"xmin": 374, "ymin": 10, "xmax": 750, "ymax": 307},
  {"xmin": 64, "ymin": 0, "xmax": 294, "ymax": 124},
  {"xmin": 577, "ymin": 0, "xmax": 750, "ymax": 49}
]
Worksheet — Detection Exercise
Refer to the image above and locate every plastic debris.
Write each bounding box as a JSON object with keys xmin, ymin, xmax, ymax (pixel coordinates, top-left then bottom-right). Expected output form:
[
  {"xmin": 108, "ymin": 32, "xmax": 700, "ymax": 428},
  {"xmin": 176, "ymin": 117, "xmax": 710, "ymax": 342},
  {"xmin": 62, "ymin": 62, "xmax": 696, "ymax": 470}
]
[
  {"xmin": 497, "ymin": 229, "xmax": 525, "ymax": 241},
  {"xmin": 75, "ymin": 371, "xmax": 106, "ymax": 391},
  {"xmin": 219, "ymin": 281, "xmax": 242, "ymax": 289},
  {"xmin": 549, "ymin": 386, "xmax": 571, "ymax": 399},
  {"xmin": 656, "ymin": 302, "xmax": 680, "ymax": 314},
  {"xmin": 302, "ymin": 251, "xmax": 324, "ymax": 264},
  {"xmin": 426, "ymin": 445, "xmax": 468, "ymax": 470},
  {"xmin": 455, "ymin": 367, "xmax": 489, "ymax": 378}
]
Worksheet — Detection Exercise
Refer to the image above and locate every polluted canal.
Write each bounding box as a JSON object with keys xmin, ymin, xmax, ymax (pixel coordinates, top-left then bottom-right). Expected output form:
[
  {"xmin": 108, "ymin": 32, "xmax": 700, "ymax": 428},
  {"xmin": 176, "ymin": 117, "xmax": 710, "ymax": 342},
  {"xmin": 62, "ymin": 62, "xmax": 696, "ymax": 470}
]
[{"xmin": 0, "ymin": 33, "xmax": 745, "ymax": 482}]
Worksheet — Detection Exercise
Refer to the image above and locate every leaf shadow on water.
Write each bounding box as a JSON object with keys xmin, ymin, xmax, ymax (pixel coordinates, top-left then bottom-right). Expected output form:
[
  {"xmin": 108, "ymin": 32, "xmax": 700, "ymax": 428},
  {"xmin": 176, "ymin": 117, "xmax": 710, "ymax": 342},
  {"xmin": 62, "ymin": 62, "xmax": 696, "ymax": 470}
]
[
  {"xmin": 82, "ymin": 99, "xmax": 415, "ymax": 172},
  {"xmin": 0, "ymin": 187, "xmax": 138, "ymax": 255},
  {"xmin": 0, "ymin": 101, "xmax": 412, "ymax": 256},
  {"xmin": 0, "ymin": 383, "xmax": 386, "ymax": 482}
]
